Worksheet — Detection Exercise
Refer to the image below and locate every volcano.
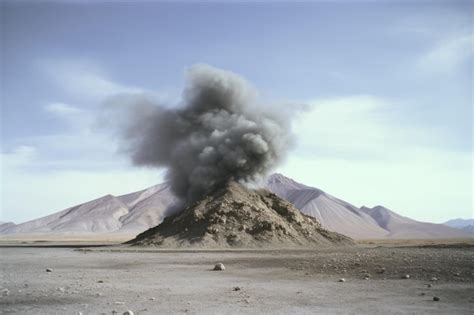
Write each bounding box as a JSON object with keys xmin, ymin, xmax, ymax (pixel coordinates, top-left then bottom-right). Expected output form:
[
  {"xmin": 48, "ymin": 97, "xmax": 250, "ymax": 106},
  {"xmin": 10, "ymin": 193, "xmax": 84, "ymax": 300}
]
[{"xmin": 128, "ymin": 181, "xmax": 352, "ymax": 248}]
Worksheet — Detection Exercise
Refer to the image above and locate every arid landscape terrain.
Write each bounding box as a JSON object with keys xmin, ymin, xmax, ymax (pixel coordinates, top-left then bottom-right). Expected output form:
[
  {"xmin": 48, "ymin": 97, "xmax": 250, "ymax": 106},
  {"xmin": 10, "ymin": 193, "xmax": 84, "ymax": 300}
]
[
  {"xmin": 2, "ymin": 2, "xmax": 473, "ymax": 315},
  {"xmin": 1, "ymin": 174, "xmax": 472, "ymax": 314},
  {"xmin": 1, "ymin": 240, "xmax": 473, "ymax": 314}
]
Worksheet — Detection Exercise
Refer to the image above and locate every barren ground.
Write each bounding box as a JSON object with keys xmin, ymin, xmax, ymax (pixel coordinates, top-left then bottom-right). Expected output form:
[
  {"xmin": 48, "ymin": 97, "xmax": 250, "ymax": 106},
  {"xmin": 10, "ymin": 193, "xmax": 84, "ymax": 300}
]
[{"xmin": 1, "ymin": 240, "xmax": 473, "ymax": 314}]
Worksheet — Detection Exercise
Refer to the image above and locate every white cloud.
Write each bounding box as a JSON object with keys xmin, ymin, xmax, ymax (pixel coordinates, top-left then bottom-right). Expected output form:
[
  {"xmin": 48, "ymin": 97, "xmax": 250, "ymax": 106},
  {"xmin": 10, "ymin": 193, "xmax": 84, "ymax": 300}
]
[
  {"xmin": 44, "ymin": 102, "xmax": 84, "ymax": 115},
  {"xmin": 0, "ymin": 145, "xmax": 37, "ymax": 168},
  {"xmin": 294, "ymin": 95, "xmax": 433, "ymax": 159},
  {"xmin": 278, "ymin": 95, "xmax": 473, "ymax": 223},
  {"xmin": 39, "ymin": 59, "xmax": 144, "ymax": 101},
  {"xmin": 419, "ymin": 34, "xmax": 473, "ymax": 73}
]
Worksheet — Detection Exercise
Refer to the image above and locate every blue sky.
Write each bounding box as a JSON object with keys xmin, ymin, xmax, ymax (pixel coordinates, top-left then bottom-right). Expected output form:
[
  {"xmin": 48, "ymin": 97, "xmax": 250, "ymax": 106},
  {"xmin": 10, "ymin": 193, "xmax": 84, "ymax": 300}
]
[{"xmin": 1, "ymin": 0, "xmax": 472, "ymax": 224}]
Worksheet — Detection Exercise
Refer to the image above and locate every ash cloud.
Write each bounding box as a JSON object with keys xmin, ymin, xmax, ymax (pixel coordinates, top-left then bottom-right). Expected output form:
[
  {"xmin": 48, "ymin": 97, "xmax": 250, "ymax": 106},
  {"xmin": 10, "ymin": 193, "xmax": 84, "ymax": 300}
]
[{"xmin": 112, "ymin": 64, "xmax": 300, "ymax": 206}]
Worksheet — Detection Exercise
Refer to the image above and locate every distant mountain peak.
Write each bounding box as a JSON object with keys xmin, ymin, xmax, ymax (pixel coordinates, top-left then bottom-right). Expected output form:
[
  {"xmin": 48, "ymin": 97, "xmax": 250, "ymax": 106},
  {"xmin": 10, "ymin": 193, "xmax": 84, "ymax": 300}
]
[{"xmin": 266, "ymin": 173, "xmax": 312, "ymax": 191}]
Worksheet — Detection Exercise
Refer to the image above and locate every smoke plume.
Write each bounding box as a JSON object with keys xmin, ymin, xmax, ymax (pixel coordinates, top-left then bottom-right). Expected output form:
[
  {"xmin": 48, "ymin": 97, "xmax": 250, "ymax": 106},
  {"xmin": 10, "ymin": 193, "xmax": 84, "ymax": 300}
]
[{"xmin": 114, "ymin": 64, "xmax": 299, "ymax": 206}]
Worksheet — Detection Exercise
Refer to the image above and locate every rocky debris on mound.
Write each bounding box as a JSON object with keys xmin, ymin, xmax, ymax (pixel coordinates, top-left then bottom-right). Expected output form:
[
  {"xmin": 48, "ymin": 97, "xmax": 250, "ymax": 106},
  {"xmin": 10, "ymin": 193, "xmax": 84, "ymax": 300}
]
[{"xmin": 128, "ymin": 181, "xmax": 353, "ymax": 248}]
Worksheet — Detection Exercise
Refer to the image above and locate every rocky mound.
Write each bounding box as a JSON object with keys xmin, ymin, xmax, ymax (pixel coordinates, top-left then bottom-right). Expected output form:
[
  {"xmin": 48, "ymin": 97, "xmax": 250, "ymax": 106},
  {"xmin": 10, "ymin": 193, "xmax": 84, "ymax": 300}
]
[{"xmin": 128, "ymin": 181, "xmax": 353, "ymax": 248}]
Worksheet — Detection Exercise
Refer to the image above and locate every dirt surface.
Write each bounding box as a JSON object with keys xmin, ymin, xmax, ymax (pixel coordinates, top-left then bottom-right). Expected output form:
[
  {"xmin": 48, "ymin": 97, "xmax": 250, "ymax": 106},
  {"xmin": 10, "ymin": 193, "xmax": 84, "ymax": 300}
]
[
  {"xmin": 1, "ymin": 244, "xmax": 473, "ymax": 314},
  {"xmin": 130, "ymin": 181, "xmax": 351, "ymax": 248}
]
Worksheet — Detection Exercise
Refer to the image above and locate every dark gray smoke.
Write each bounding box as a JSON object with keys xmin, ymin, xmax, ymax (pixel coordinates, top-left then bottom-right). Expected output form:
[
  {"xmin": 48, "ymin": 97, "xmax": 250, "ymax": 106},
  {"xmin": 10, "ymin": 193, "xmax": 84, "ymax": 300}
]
[{"xmin": 114, "ymin": 64, "xmax": 299, "ymax": 205}]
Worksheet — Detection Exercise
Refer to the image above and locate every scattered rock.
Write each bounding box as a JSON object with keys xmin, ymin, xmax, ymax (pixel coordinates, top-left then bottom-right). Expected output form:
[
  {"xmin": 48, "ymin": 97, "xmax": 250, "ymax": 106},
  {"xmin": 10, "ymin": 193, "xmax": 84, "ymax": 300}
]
[
  {"xmin": 214, "ymin": 263, "xmax": 225, "ymax": 271},
  {"xmin": 46, "ymin": 268, "xmax": 53, "ymax": 273},
  {"xmin": 207, "ymin": 227, "xmax": 219, "ymax": 234},
  {"xmin": 433, "ymin": 296, "xmax": 440, "ymax": 301},
  {"xmin": 338, "ymin": 278, "xmax": 346, "ymax": 282}
]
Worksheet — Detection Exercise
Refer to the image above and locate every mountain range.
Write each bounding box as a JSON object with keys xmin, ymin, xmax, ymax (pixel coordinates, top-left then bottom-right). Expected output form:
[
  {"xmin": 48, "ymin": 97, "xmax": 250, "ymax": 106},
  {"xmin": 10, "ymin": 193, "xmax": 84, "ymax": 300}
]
[
  {"xmin": 443, "ymin": 218, "xmax": 474, "ymax": 235},
  {"xmin": 0, "ymin": 173, "xmax": 471, "ymax": 240}
]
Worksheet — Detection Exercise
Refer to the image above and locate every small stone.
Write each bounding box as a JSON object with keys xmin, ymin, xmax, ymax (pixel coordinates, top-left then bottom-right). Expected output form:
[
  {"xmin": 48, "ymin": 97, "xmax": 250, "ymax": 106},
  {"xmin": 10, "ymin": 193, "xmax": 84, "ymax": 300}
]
[
  {"xmin": 214, "ymin": 263, "xmax": 225, "ymax": 271},
  {"xmin": 419, "ymin": 292, "xmax": 426, "ymax": 296},
  {"xmin": 57, "ymin": 287, "xmax": 66, "ymax": 293},
  {"xmin": 364, "ymin": 276, "xmax": 369, "ymax": 280},
  {"xmin": 46, "ymin": 268, "xmax": 53, "ymax": 273},
  {"xmin": 378, "ymin": 267, "xmax": 386, "ymax": 274},
  {"xmin": 2, "ymin": 288, "xmax": 10, "ymax": 296},
  {"xmin": 149, "ymin": 297, "xmax": 156, "ymax": 301},
  {"xmin": 431, "ymin": 277, "xmax": 438, "ymax": 281},
  {"xmin": 338, "ymin": 278, "xmax": 346, "ymax": 282},
  {"xmin": 97, "ymin": 280, "xmax": 104, "ymax": 283},
  {"xmin": 114, "ymin": 301, "xmax": 125, "ymax": 305},
  {"xmin": 233, "ymin": 287, "xmax": 241, "ymax": 291},
  {"xmin": 123, "ymin": 311, "xmax": 134, "ymax": 315},
  {"xmin": 433, "ymin": 296, "xmax": 440, "ymax": 301},
  {"xmin": 453, "ymin": 272, "xmax": 460, "ymax": 277},
  {"xmin": 427, "ymin": 284, "xmax": 432, "ymax": 288},
  {"xmin": 403, "ymin": 274, "xmax": 410, "ymax": 279},
  {"xmin": 207, "ymin": 227, "xmax": 219, "ymax": 234}
]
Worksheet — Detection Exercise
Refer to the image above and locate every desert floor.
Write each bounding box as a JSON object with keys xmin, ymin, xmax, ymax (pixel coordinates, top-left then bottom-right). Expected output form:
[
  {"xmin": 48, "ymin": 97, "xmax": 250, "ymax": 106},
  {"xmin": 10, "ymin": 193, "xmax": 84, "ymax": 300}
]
[{"xmin": 1, "ymin": 241, "xmax": 473, "ymax": 314}]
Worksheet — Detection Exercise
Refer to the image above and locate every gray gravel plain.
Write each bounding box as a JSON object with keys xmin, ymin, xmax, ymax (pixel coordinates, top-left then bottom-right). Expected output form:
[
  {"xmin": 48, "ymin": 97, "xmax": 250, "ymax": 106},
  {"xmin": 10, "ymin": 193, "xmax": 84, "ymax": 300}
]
[{"xmin": 1, "ymin": 244, "xmax": 473, "ymax": 314}]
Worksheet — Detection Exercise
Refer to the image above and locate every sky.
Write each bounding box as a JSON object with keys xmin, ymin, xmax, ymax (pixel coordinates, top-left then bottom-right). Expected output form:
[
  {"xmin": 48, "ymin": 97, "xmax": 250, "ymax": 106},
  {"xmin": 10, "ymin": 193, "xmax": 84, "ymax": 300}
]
[{"xmin": 0, "ymin": 0, "xmax": 472, "ymax": 224}]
